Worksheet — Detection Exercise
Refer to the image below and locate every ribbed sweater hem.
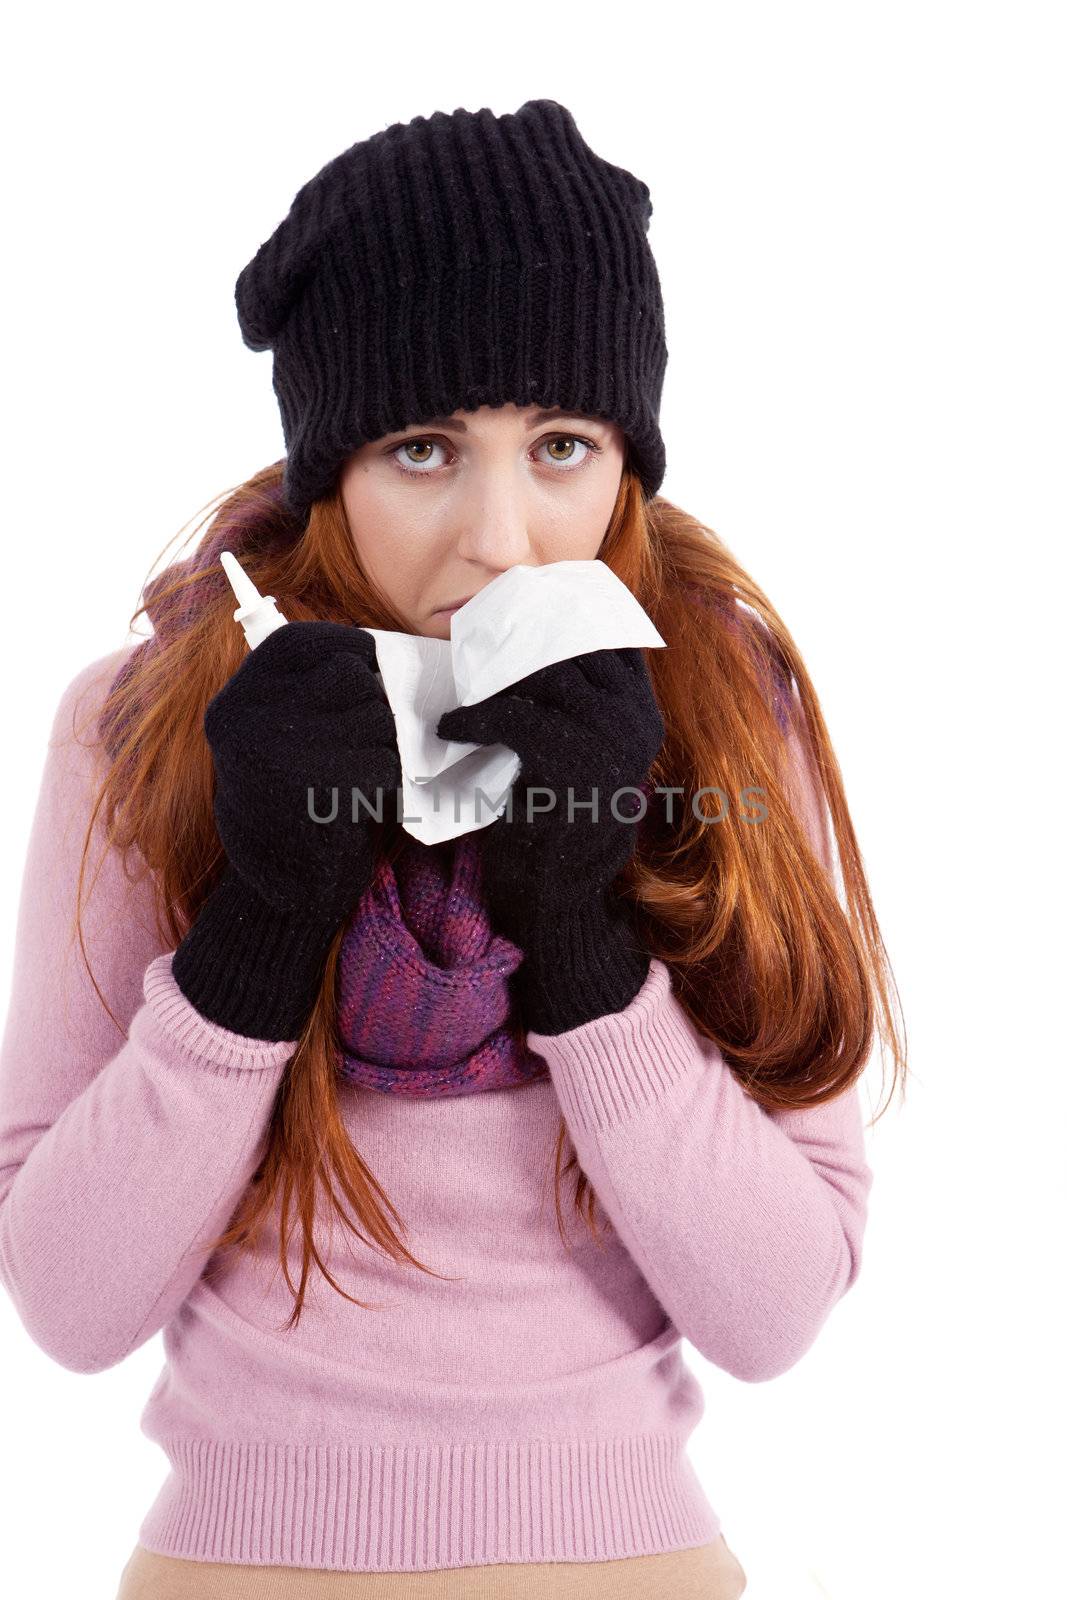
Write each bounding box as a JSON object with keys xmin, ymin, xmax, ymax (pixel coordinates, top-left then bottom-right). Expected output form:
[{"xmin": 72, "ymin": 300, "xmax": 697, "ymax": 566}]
[{"xmin": 136, "ymin": 1432, "xmax": 721, "ymax": 1572}]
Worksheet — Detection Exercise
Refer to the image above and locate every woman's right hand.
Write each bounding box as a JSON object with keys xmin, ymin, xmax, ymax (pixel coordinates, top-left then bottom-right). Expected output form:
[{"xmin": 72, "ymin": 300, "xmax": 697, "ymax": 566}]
[
  {"xmin": 171, "ymin": 620, "xmax": 401, "ymax": 1042},
  {"xmin": 205, "ymin": 619, "xmax": 400, "ymax": 923}
]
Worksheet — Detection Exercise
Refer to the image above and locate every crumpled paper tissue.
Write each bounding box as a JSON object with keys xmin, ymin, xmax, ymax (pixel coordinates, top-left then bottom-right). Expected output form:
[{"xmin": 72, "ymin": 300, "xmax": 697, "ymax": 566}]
[{"xmin": 361, "ymin": 560, "xmax": 666, "ymax": 844}]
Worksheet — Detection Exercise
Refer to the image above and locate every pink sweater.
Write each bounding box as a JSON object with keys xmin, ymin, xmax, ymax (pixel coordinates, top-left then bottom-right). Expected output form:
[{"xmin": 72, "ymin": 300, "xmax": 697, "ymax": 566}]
[{"xmin": 0, "ymin": 646, "xmax": 873, "ymax": 1574}]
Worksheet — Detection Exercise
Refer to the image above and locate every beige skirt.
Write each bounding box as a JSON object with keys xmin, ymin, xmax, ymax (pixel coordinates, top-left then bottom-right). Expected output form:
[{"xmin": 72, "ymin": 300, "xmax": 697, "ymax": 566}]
[{"xmin": 116, "ymin": 1535, "xmax": 747, "ymax": 1598}]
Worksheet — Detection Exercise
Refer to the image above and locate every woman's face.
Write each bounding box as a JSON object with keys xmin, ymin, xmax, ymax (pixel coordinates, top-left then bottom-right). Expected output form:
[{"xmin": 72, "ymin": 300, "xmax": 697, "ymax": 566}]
[{"xmin": 338, "ymin": 403, "xmax": 626, "ymax": 639}]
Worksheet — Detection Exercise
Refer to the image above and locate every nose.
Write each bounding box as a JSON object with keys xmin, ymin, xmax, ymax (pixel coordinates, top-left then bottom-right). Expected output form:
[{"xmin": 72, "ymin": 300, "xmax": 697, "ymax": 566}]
[{"xmin": 448, "ymin": 470, "xmax": 544, "ymax": 569}]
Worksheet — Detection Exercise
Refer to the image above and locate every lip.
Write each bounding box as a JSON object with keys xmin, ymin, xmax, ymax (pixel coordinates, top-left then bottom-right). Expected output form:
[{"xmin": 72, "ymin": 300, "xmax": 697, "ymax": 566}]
[{"xmin": 433, "ymin": 594, "xmax": 476, "ymax": 615}]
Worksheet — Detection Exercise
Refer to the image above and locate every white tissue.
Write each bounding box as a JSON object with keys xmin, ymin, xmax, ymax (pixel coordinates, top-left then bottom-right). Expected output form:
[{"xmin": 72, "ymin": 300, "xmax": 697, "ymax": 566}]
[{"xmin": 361, "ymin": 561, "xmax": 666, "ymax": 845}]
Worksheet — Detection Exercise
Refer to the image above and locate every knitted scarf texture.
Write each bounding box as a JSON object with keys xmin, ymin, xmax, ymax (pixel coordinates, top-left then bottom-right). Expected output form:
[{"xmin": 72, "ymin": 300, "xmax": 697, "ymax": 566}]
[{"xmin": 334, "ymin": 829, "xmax": 552, "ymax": 1099}]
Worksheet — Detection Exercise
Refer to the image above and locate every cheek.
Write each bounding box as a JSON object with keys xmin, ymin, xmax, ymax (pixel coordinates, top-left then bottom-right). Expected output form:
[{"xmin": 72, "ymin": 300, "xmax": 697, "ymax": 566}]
[
  {"xmin": 347, "ymin": 523, "xmax": 445, "ymax": 630},
  {"xmin": 542, "ymin": 458, "xmax": 622, "ymax": 543},
  {"xmin": 538, "ymin": 497, "xmax": 616, "ymax": 559},
  {"xmin": 342, "ymin": 473, "xmax": 417, "ymax": 576},
  {"xmin": 353, "ymin": 539, "xmax": 425, "ymax": 611}
]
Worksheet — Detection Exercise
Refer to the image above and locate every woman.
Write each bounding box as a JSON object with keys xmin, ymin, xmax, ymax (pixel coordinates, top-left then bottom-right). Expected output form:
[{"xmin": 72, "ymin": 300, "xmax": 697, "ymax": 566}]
[{"xmin": 0, "ymin": 99, "xmax": 904, "ymax": 1597}]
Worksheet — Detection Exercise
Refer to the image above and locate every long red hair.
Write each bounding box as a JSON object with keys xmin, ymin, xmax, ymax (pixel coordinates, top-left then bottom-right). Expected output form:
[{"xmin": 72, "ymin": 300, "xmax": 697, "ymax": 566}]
[{"xmin": 74, "ymin": 457, "xmax": 905, "ymax": 1329}]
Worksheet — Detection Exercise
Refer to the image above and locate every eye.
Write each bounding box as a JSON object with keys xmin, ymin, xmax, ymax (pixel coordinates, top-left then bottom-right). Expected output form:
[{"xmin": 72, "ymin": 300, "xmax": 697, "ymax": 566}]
[
  {"xmin": 536, "ymin": 434, "xmax": 600, "ymax": 471},
  {"xmin": 390, "ymin": 437, "xmax": 448, "ymax": 476}
]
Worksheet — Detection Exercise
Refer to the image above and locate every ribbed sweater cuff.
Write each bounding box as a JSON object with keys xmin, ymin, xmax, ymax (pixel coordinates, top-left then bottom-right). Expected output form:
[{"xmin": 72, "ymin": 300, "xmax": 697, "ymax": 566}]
[
  {"xmin": 170, "ymin": 868, "xmax": 340, "ymax": 1043},
  {"xmin": 513, "ymin": 893, "xmax": 651, "ymax": 1036},
  {"xmin": 526, "ymin": 957, "xmax": 705, "ymax": 1135},
  {"xmin": 143, "ymin": 953, "xmax": 300, "ymax": 1068}
]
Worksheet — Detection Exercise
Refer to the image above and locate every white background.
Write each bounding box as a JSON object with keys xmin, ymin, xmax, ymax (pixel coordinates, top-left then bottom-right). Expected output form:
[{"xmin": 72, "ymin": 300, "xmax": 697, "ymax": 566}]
[{"xmin": 1, "ymin": 3, "xmax": 1064, "ymax": 1596}]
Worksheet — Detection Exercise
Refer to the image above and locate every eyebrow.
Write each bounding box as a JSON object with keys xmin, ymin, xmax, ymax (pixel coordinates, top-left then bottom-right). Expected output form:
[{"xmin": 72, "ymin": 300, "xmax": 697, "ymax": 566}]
[{"xmin": 389, "ymin": 409, "xmax": 602, "ymax": 435}]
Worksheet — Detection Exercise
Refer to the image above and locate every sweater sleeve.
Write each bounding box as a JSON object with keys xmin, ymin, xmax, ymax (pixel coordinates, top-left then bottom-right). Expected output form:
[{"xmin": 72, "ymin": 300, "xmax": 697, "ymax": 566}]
[
  {"xmin": 526, "ymin": 683, "xmax": 874, "ymax": 1384},
  {"xmin": 0, "ymin": 650, "xmax": 297, "ymax": 1374}
]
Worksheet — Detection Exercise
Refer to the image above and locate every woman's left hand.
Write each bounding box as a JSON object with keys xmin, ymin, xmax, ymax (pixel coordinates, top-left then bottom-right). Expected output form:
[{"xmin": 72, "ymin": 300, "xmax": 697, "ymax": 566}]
[{"xmin": 435, "ymin": 647, "xmax": 665, "ymax": 1035}]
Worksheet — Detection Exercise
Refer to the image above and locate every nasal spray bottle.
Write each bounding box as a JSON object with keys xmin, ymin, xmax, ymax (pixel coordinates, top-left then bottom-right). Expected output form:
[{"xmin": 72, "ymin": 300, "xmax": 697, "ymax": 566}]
[
  {"xmin": 219, "ymin": 551, "xmax": 384, "ymax": 693},
  {"xmin": 219, "ymin": 550, "xmax": 289, "ymax": 648}
]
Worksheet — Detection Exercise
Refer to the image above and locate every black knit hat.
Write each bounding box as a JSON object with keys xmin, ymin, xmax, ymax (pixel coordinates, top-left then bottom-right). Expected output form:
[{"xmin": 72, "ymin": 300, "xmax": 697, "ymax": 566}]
[{"xmin": 234, "ymin": 98, "xmax": 668, "ymax": 525}]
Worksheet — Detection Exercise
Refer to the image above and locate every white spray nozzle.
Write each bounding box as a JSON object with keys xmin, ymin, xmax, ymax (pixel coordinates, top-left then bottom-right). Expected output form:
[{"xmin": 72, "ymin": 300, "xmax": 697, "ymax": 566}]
[{"xmin": 220, "ymin": 550, "xmax": 289, "ymax": 649}]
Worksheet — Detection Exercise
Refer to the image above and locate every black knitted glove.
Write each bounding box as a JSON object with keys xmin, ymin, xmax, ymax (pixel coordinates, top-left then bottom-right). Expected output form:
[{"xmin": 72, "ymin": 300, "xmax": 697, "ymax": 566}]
[
  {"xmin": 435, "ymin": 647, "xmax": 665, "ymax": 1036},
  {"xmin": 171, "ymin": 620, "xmax": 401, "ymax": 1041}
]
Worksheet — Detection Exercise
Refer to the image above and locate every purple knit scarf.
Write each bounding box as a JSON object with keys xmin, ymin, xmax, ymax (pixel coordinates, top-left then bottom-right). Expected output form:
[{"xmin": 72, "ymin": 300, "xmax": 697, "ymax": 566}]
[{"xmin": 333, "ymin": 828, "xmax": 552, "ymax": 1099}]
